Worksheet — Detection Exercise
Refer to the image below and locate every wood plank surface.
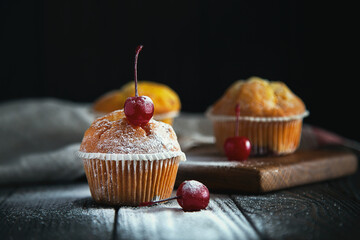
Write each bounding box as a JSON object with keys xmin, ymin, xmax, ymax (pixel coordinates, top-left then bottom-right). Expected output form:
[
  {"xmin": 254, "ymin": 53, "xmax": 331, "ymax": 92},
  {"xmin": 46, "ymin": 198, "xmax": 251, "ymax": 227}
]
[
  {"xmin": 231, "ymin": 175, "xmax": 360, "ymax": 239},
  {"xmin": 115, "ymin": 193, "xmax": 259, "ymax": 240},
  {"xmin": 0, "ymin": 149, "xmax": 359, "ymax": 240},
  {"xmin": 0, "ymin": 184, "xmax": 115, "ymax": 240},
  {"xmin": 0, "ymin": 184, "xmax": 259, "ymax": 240},
  {"xmin": 0, "ymin": 175, "xmax": 359, "ymax": 240},
  {"xmin": 176, "ymin": 146, "xmax": 358, "ymax": 193}
]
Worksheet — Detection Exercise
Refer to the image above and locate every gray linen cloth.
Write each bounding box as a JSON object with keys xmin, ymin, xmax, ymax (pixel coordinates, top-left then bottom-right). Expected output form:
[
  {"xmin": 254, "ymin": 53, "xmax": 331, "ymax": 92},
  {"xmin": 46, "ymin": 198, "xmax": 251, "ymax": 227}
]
[
  {"xmin": 0, "ymin": 99, "xmax": 94, "ymax": 184},
  {"xmin": 0, "ymin": 98, "xmax": 215, "ymax": 185}
]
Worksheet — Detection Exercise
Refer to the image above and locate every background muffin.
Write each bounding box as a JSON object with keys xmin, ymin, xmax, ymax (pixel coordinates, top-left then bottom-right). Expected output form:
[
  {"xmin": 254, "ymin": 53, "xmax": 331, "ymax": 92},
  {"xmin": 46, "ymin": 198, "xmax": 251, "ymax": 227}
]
[
  {"xmin": 93, "ymin": 81, "xmax": 181, "ymax": 125},
  {"xmin": 207, "ymin": 77, "xmax": 309, "ymax": 155}
]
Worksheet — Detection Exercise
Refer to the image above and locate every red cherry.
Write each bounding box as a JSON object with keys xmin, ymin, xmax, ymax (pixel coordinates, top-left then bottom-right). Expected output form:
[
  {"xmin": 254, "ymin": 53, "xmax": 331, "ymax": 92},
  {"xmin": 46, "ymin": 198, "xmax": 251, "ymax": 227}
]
[
  {"xmin": 176, "ymin": 180, "xmax": 210, "ymax": 211},
  {"xmin": 139, "ymin": 180, "xmax": 210, "ymax": 211},
  {"xmin": 124, "ymin": 96, "xmax": 154, "ymax": 126},
  {"xmin": 224, "ymin": 136, "xmax": 251, "ymax": 161},
  {"xmin": 124, "ymin": 45, "xmax": 154, "ymax": 126},
  {"xmin": 224, "ymin": 104, "xmax": 252, "ymax": 161}
]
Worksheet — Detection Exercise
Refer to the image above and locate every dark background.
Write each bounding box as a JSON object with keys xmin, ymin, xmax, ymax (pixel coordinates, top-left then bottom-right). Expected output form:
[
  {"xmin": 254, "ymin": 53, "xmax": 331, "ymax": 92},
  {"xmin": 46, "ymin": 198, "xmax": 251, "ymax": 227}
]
[{"xmin": 1, "ymin": 1, "xmax": 358, "ymax": 141}]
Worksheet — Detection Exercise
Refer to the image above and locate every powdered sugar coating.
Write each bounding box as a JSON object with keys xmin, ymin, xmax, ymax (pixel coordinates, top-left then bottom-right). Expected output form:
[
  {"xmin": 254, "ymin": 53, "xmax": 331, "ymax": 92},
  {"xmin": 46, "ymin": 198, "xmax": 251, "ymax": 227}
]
[
  {"xmin": 181, "ymin": 180, "xmax": 206, "ymax": 195},
  {"xmin": 80, "ymin": 109, "xmax": 182, "ymax": 154}
]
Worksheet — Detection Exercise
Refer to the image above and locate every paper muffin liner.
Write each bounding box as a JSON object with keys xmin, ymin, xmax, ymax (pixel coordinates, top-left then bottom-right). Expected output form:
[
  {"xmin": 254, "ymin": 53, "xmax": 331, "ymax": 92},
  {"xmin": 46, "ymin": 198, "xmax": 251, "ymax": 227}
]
[
  {"xmin": 78, "ymin": 151, "xmax": 186, "ymax": 206},
  {"xmin": 206, "ymin": 109, "xmax": 309, "ymax": 156},
  {"xmin": 77, "ymin": 151, "xmax": 186, "ymax": 161}
]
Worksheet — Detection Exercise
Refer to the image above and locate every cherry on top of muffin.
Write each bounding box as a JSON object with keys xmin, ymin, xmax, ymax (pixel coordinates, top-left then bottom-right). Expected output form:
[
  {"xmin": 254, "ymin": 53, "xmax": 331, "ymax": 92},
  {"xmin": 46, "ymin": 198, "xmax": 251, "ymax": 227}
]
[
  {"xmin": 210, "ymin": 77, "xmax": 306, "ymax": 117},
  {"xmin": 124, "ymin": 45, "xmax": 155, "ymax": 126}
]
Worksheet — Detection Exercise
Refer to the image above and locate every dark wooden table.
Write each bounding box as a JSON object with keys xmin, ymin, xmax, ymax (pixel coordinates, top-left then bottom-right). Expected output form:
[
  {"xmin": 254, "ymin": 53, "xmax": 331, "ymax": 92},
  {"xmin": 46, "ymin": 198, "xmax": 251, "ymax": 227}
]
[{"xmin": 1, "ymin": 150, "xmax": 360, "ymax": 240}]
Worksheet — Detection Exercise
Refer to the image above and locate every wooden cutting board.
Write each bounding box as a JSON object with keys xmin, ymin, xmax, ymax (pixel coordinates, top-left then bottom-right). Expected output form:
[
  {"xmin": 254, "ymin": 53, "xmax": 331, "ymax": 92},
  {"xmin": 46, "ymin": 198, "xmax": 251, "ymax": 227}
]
[{"xmin": 175, "ymin": 145, "xmax": 358, "ymax": 193}]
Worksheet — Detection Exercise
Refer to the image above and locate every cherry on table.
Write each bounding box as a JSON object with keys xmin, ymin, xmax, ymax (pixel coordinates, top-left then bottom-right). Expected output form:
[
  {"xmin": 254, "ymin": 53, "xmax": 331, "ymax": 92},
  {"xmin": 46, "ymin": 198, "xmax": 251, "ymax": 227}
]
[
  {"xmin": 224, "ymin": 104, "xmax": 251, "ymax": 161},
  {"xmin": 139, "ymin": 180, "xmax": 210, "ymax": 211},
  {"xmin": 124, "ymin": 45, "xmax": 154, "ymax": 126},
  {"xmin": 176, "ymin": 180, "xmax": 210, "ymax": 211}
]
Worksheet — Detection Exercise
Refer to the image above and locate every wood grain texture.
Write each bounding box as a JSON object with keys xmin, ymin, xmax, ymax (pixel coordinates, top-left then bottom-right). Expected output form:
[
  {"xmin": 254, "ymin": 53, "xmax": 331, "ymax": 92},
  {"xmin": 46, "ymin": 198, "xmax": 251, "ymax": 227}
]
[
  {"xmin": 231, "ymin": 174, "xmax": 360, "ymax": 239},
  {"xmin": 0, "ymin": 171, "xmax": 359, "ymax": 240},
  {"xmin": 176, "ymin": 146, "xmax": 358, "ymax": 193},
  {"xmin": 0, "ymin": 149, "xmax": 359, "ymax": 240},
  {"xmin": 0, "ymin": 183, "xmax": 115, "ymax": 240},
  {"xmin": 115, "ymin": 193, "xmax": 259, "ymax": 240}
]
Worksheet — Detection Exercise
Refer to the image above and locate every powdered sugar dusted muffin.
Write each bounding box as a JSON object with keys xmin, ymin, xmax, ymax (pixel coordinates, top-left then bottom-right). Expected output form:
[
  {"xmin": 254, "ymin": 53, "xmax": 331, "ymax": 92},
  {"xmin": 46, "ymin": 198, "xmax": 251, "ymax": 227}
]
[
  {"xmin": 78, "ymin": 109, "xmax": 186, "ymax": 206},
  {"xmin": 207, "ymin": 77, "xmax": 309, "ymax": 155}
]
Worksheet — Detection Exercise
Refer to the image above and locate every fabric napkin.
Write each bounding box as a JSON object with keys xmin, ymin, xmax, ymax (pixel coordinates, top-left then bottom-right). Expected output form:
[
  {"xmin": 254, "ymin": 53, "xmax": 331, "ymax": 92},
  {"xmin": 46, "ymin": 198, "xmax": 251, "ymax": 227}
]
[{"xmin": 0, "ymin": 99, "xmax": 93, "ymax": 184}]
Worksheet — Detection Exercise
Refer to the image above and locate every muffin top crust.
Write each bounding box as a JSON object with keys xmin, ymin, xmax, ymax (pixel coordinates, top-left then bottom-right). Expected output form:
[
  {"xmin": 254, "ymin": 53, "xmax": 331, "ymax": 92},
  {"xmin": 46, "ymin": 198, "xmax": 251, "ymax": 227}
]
[
  {"xmin": 210, "ymin": 77, "xmax": 306, "ymax": 117},
  {"xmin": 80, "ymin": 109, "xmax": 181, "ymax": 154}
]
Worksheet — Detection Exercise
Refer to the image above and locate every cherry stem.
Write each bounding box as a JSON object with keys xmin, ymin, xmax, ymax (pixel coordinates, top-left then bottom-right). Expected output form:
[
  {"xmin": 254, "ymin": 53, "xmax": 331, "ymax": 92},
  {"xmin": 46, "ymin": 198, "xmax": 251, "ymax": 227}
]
[
  {"xmin": 134, "ymin": 45, "xmax": 143, "ymax": 97},
  {"xmin": 139, "ymin": 195, "xmax": 180, "ymax": 207},
  {"xmin": 235, "ymin": 104, "xmax": 240, "ymax": 137}
]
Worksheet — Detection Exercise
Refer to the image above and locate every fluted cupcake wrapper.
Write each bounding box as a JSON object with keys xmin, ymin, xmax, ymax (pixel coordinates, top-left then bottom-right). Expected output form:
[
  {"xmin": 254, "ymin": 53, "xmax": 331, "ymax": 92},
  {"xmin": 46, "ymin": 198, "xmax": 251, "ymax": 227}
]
[
  {"xmin": 207, "ymin": 110, "xmax": 309, "ymax": 156},
  {"xmin": 82, "ymin": 157, "xmax": 182, "ymax": 206},
  {"xmin": 78, "ymin": 151, "xmax": 186, "ymax": 161}
]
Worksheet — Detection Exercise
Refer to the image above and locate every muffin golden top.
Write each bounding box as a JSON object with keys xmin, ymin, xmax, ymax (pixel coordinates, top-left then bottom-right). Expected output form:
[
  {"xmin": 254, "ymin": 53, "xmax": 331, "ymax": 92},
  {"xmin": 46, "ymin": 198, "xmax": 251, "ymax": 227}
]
[
  {"xmin": 210, "ymin": 77, "xmax": 306, "ymax": 117},
  {"xmin": 93, "ymin": 81, "xmax": 181, "ymax": 115},
  {"xmin": 80, "ymin": 109, "xmax": 181, "ymax": 154}
]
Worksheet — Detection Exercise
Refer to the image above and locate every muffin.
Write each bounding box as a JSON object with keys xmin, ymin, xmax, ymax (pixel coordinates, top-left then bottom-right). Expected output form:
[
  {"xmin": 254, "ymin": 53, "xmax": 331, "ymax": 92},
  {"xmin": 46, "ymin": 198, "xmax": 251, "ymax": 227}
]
[
  {"xmin": 78, "ymin": 109, "xmax": 186, "ymax": 206},
  {"xmin": 93, "ymin": 81, "xmax": 181, "ymax": 125},
  {"xmin": 206, "ymin": 76, "xmax": 309, "ymax": 155}
]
